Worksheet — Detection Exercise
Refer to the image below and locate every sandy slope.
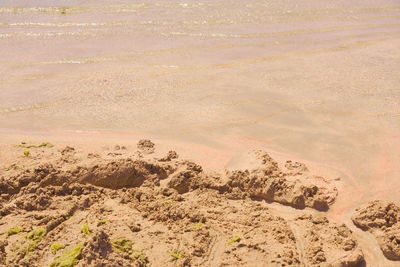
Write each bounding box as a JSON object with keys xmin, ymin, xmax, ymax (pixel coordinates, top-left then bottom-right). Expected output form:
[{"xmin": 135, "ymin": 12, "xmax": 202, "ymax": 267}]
[{"xmin": 0, "ymin": 138, "xmax": 398, "ymax": 266}]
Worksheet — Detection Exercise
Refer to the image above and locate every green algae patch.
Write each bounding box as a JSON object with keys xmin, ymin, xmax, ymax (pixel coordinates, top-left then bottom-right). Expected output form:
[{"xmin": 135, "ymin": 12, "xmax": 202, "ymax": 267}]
[
  {"xmin": 26, "ymin": 228, "xmax": 46, "ymax": 241},
  {"xmin": 169, "ymin": 251, "xmax": 184, "ymax": 259},
  {"xmin": 26, "ymin": 228, "xmax": 47, "ymax": 252},
  {"xmin": 50, "ymin": 243, "xmax": 85, "ymax": 267},
  {"xmin": 4, "ymin": 164, "xmax": 23, "ymax": 172},
  {"xmin": 7, "ymin": 226, "xmax": 24, "ymax": 236},
  {"xmin": 81, "ymin": 222, "xmax": 91, "ymax": 236},
  {"xmin": 131, "ymin": 249, "xmax": 148, "ymax": 266},
  {"xmin": 192, "ymin": 222, "xmax": 204, "ymax": 231},
  {"xmin": 23, "ymin": 150, "xmax": 31, "ymax": 157},
  {"xmin": 12, "ymin": 228, "xmax": 47, "ymax": 260},
  {"xmin": 51, "ymin": 243, "xmax": 65, "ymax": 254},
  {"xmin": 38, "ymin": 142, "xmax": 54, "ymax": 148},
  {"xmin": 112, "ymin": 238, "xmax": 132, "ymax": 253},
  {"xmin": 18, "ymin": 142, "xmax": 54, "ymax": 149},
  {"xmin": 96, "ymin": 219, "xmax": 109, "ymax": 226},
  {"xmin": 227, "ymin": 236, "xmax": 241, "ymax": 246},
  {"xmin": 161, "ymin": 200, "xmax": 174, "ymax": 206}
]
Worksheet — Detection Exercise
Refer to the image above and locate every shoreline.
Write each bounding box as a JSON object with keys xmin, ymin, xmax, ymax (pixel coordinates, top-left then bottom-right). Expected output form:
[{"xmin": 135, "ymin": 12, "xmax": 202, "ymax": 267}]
[{"xmin": 0, "ymin": 127, "xmax": 395, "ymax": 219}]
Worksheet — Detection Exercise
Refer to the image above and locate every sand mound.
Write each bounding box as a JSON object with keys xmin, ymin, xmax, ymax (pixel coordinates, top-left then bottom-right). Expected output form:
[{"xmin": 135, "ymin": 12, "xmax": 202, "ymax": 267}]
[
  {"xmin": 352, "ymin": 200, "xmax": 400, "ymax": 261},
  {"xmin": 167, "ymin": 150, "xmax": 337, "ymax": 210},
  {"xmin": 75, "ymin": 159, "xmax": 169, "ymax": 189},
  {"xmin": 293, "ymin": 214, "xmax": 364, "ymax": 266},
  {"xmin": 0, "ymin": 140, "xmax": 366, "ymax": 266},
  {"xmin": 1, "ymin": 148, "xmax": 337, "ymax": 212}
]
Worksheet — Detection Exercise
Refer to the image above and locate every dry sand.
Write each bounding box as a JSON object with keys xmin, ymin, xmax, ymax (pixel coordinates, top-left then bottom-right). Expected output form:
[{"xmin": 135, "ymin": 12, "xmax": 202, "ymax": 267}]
[
  {"xmin": 0, "ymin": 140, "xmax": 359, "ymax": 266},
  {"xmin": 0, "ymin": 138, "xmax": 398, "ymax": 266},
  {"xmin": 1, "ymin": 0, "xmax": 400, "ymax": 266}
]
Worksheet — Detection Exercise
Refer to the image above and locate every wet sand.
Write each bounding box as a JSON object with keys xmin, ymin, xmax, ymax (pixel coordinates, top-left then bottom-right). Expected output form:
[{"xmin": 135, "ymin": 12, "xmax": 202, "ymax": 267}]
[{"xmin": 1, "ymin": 0, "xmax": 400, "ymax": 212}]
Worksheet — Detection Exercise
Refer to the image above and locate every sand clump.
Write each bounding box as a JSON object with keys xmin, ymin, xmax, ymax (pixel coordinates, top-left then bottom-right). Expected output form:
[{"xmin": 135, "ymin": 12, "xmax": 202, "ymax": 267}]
[
  {"xmin": 137, "ymin": 139, "xmax": 155, "ymax": 154},
  {"xmin": 352, "ymin": 200, "xmax": 400, "ymax": 261},
  {"xmin": 167, "ymin": 150, "xmax": 337, "ymax": 211},
  {"xmin": 0, "ymin": 140, "xmax": 369, "ymax": 266}
]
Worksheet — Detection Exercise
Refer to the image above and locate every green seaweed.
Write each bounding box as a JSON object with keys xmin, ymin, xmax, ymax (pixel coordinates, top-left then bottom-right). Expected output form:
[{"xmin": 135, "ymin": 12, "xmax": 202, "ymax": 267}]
[
  {"xmin": 161, "ymin": 200, "xmax": 174, "ymax": 206},
  {"xmin": 23, "ymin": 150, "xmax": 31, "ymax": 157},
  {"xmin": 4, "ymin": 164, "xmax": 23, "ymax": 172},
  {"xmin": 169, "ymin": 251, "xmax": 184, "ymax": 259},
  {"xmin": 7, "ymin": 226, "xmax": 24, "ymax": 236},
  {"xmin": 131, "ymin": 249, "xmax": 148, "ymax": 266},
  {"xmin": 13, "ymin": 228, "xmax": 47, "ymax": 260},
  {"xmin": 50, "ymin": 243, "xmax": 85, "ymax": 267},
  {"xmin": 81, "ymin": 222, "xmax": 91, "ymax": 236},
  {"xmin": 227, "ymin": 236, "xmax": 241, "ymax": 246},
  {"xmin": 96, "ymin": 220, "xmax": 109, "ymax": 226},
  {"xmin": 26, "ymin": 228, "xmax": 46, "ymax": 252},
  {"xmin": 18, "ymin": 142, "xmax": 54, "ymax": 149},
  {"xmin": 192, "ymin": 222, "xmax": 204, "ymax": 230},
  {"xmin": 112, "ymin": 238, "xmax": 132, "ymax": 253},
  {"xmin": 51, "ymin": 243, "xmax": 65, "ymax": 254}
]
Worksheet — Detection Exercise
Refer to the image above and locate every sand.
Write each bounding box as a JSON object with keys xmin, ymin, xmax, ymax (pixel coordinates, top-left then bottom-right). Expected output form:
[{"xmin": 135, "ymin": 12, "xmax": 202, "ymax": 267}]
[
  {"xmin": 352, "ymin": 201, "xmax": 400, "ymax": 261},
  {"xmin": 1, "ymin": 0, "xmax": 400, "ymax": 266},
  {"xmin": 0, "ymin": 139, "xmax": 398, "ymax": 266}
]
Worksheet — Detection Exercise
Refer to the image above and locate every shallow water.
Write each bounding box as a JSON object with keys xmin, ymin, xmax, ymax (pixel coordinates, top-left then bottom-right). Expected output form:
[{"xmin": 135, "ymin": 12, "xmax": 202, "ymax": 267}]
[{"xmin": 1, "ymin": 0, "xmax": 400, "ymax": 209}]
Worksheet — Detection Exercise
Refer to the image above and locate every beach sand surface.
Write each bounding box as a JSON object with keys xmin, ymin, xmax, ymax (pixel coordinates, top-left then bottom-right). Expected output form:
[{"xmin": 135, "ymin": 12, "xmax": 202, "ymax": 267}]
[{"xmin": 0, "ymin": 0, "xmax": 400, "ymax": 265}]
